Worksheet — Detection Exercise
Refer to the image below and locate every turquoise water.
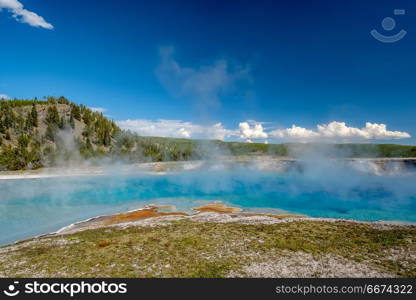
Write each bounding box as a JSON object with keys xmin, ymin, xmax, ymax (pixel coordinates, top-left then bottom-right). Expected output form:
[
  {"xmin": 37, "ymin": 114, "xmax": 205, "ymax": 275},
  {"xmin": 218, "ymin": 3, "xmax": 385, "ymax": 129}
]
[{"xmin": 1, "ymin": 167, "xmax": 416, "ymax": 245}]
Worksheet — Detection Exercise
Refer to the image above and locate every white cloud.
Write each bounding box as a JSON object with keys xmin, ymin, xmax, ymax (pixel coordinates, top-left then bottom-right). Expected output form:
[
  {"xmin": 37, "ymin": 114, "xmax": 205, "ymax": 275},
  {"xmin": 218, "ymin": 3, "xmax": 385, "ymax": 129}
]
[
  {"xmin": 89, "ymin": 107, "xmax": 107, "ymax": 113},
  {"xmin": 116, "ymin": 119, "xmax": 411, "ymax": 142},
  {"xmin": 0, "ymin": 93, "xmax": 9, "ymax": 99},
  {"xmin": 239, "ymin": 121, "xmax": 268, "ymax": 142},
  {"xmin": 116, "ymin": 119, "xmax": 236, "ymax": 140},
  {"xmin": 270, "ymin": 121, "xmax": 410, "ymax": 141},
  {"xmin": 155, "ymin": 46, "xmax": 251, "ymax": 108},
  {"xmin": 0, "ymin": 0, "xmax": 53, "ymax": 29},
  {"xmin": 317, "ymin": 122, "xmax": 410, "ymax": 139},
  {"xmin": 271, "ymin": 125, "xmax": 319, "ymax": 140}
]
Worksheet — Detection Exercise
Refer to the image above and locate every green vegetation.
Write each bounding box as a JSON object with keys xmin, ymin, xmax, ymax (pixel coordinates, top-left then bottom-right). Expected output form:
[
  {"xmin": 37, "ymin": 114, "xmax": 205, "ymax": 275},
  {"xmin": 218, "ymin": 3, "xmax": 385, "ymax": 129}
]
[
  {"xmin": 0, "ymin": 97, "xmax": 118, "ymax": 170},
  {"xmin": 0, "ymin": 220, "xmax": 414, "ymax": 277},
  {"xmin": 1, "ymin": 97, "xmax": 415, "ymax": 170}
]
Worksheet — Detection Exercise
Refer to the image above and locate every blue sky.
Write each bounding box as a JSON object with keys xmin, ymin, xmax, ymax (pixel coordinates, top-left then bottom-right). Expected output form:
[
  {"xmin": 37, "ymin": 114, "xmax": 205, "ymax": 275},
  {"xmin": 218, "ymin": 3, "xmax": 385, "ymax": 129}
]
[{"xmin": 0, "ymin": 0, "xmax": 415, "ymax": 144}]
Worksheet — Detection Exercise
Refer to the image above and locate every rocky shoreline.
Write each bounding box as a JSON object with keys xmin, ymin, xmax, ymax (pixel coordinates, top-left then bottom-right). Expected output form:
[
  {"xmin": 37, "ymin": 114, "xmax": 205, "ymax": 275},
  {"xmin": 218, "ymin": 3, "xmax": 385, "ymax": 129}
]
[
  {"xmin": 1, "ymin": 156, "xmax": 416, "ymax": 180},
  {"xmin": 53, "ymin": 204, "xmax": 414, "ymax": 237},
  {"xmin": 1, "ymin": 204, "xmax": 415, "ymax": 278}
]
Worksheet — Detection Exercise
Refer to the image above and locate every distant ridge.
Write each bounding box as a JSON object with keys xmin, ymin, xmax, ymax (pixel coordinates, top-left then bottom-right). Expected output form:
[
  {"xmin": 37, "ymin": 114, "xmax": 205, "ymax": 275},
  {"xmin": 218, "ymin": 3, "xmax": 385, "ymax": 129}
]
[{"xmin": 1, "ymin": 97, "xmax": 416, "ymax": 170}]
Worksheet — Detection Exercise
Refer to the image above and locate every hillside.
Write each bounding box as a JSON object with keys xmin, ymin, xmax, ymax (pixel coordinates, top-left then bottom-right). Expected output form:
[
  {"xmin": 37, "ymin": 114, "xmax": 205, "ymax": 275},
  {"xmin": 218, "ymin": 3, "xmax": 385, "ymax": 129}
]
[
  {"xmin": 1, "ymin": 97, "xmax": 416, "ymax": 171},
  {"xmin": 0, "ymin": 97, "xmax": 120, "ymax": 170}
]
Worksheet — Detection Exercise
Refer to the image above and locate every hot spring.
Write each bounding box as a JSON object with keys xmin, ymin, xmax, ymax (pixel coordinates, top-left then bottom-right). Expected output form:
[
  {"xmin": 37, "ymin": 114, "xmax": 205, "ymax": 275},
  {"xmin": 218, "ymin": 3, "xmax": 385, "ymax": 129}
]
[{"xmin": 1, "ymin": 160, "xmax": 416, "ymax": 245}]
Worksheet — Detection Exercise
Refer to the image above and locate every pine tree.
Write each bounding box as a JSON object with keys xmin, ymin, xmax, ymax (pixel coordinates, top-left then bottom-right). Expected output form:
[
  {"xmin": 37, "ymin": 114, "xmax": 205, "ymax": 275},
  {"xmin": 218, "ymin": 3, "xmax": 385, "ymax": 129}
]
[
  {"xmin": 0, "ymin": 119, "xmax": 4, "ymax": 134},
  {"xmin": 30, "ymin": 104, "xmax": 38, "ymax": 127},
  {"xmin": 46, "ymin": 106, "xmax": 59, "ymax": 125},
  {"xmin": 5, "ymin": 130, "xmax": 11, "ymax": 140},
  {"xmin": 25, "ymin": 112, "xmax": 33, "ymax": 131},
  {"xmin": 45, "ymin": 124, "xmax": 57, "ymax": 141},
  {"xmin": 47, "ymin": 97, "xmax": 57, "ymax": 104},
  {"xmin": 18, "ymin": 134, "xmax": 29, "ymax": 148},
  {"xmin": 59, "ymin": 116, "xmax": 66, "ymax": 129},
  {"xmin": 70, "ymin": 105, "xmax": 81, "ymax": 121},
  {"xmin": 57, "ymin": 96, "xmax": 70, "ymax": 105},
  {"xmin": 82, "ymin": 109, "xmax": 92, "ymax": 126},
  {"xmin": 86, "ymin": 137, "xmax": 93, "ymax": 150},
  {"xmin": 3, "ymin": 108, "xmax": 13, "ymax": 128},
  {"xmin": 69, "ymin": 114, "xmax": 75, "ymax": 129}
]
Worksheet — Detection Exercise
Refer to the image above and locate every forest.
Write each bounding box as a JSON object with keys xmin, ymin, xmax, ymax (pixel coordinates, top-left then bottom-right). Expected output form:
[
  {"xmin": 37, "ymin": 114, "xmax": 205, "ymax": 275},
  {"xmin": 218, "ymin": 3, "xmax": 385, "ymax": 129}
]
[{"xmin": 1, "ymin": 97, "xmax": 415, "ymax": 170}]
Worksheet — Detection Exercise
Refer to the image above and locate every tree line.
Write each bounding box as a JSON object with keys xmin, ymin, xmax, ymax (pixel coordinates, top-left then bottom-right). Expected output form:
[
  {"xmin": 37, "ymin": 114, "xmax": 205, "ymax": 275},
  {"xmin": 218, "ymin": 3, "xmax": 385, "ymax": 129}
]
[{"xmin": 1, "ymin": 97, "xmax": 415, "ymax": 170}]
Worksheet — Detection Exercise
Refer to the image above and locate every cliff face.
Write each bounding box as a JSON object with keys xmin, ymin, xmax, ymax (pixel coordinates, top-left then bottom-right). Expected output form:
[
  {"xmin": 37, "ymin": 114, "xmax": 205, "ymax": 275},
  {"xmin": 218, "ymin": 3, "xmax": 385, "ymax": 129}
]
[{"xmin": 0, "ymin": 98, "xmax": 119, "ymax": 170}]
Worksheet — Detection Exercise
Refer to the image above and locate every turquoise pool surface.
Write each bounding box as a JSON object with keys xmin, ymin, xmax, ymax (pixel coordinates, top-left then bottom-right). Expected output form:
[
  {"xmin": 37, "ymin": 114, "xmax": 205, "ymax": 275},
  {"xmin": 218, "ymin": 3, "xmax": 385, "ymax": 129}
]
[{"xmin": 1, "ymin": 168, "xmax": 415, "ymax": 245}]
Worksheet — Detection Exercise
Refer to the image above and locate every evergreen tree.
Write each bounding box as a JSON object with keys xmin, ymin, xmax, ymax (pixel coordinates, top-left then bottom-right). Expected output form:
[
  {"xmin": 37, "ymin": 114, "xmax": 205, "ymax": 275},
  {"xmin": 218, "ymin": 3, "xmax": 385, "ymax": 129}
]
[
  {"xmin": 57, "ymin": 96, "xmax": 70, "ymax": 105},
  {"xmin": 18, "ymin": 134, "xmax": 29, "ymax": 148},
  {"xmin": 46, "ymin": 106, "xmax": 59, "ymax": 125},
  {"xmin": 69, "ymin": 114, "xmax": 75, "ymax": 129},
  {"xmin": 30, "ymin": 104, "xmax": 38, "ymax": 127},
  {"xmin": 70, "ymin": 105, "xmax": 81, "ymax": 121},
  {"xmin": 0, "ymin": 119, "xmax": 5, "ymax": 134},
  {"xmin": 47, "ymin": 96, "xmax": 57, "ymax": 104},
  {"xmin": 59, "ymin": 116, "xmax": 66, "ymax": 129},
  {"xmin": 16, "ymin": 115, "xmax": 25, "ymax": 133},
  {"xmin": 45, "ymin": 124, "xmax": 57, "ymax": 142},
  {"xmin": 25, "ymin": 112, "xmax": 33, "ymax": 131},
  {"xmin": 82, "ymin": 109, "xmax": 92, "ymax": 126},
  {"xmin": 3, "ymin": 108, "xmax": 13, "ymax": 128}
]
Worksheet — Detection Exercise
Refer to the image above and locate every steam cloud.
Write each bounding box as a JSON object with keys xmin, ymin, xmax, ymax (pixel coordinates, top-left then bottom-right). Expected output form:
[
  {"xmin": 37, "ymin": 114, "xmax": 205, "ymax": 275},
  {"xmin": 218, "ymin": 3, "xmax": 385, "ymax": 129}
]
[
  {"xmin": 155, "ymin": 46, "xmax": 251, "ymax": 109},
  {"xmin": 1, "ymin": 156, "xmax": 415, "ymax": 245},
  {"xmin": 0, "ymin": 0, "xmax": 53, "ymax": 29}
]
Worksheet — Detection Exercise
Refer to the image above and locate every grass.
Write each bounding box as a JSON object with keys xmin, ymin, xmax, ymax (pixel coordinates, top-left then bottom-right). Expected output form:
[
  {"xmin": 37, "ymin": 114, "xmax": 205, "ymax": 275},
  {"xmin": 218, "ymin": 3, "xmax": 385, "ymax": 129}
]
[{"xmin": 0, "ymin": 220, "xmax": 415, "ymax": 278}]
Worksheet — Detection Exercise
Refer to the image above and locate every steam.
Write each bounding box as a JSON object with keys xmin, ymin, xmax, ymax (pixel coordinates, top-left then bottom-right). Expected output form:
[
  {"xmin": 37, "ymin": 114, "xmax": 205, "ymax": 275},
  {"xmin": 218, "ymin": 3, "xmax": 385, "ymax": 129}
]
[
  {"xmin": 1, "ymin": 46, "xmax": 415, "ymax": 247},
  {"xmin": 1, "ymin": 155, "xmax": 415, "ymax": 245},
  {"xmin": 155, "ymin": 46, "xmax": 251, "ymax": 111},
  {"xmin": 52, "ymin": 129, "xmax": 84, "ymax": 166}
]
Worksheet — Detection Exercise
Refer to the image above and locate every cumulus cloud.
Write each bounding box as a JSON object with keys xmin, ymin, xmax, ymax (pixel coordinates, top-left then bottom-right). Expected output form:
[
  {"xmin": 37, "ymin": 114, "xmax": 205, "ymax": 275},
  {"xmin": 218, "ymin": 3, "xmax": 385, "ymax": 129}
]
[
  {"xmin": 0, "ymin": 93, "xmax": 9, "ymax": 99},
  {"xmin": 0, "ymin": 0, "xmax": 53, "ymax": 29},
  {"xmin": 116, "ymin": 119, "xmax": 410, "ymax": 143},
  {"xmin": 155, "ymin": 46, "xmax": 251, "ymax": 108},
  {"xmin": 117, "ymin": 119, "xmax": 236, "ymax": 140},
  {"xmin": 271, "ymin": 125, "xmax": 319, "ymax": 140},
  {"xmin": 89, "ymin": 107, "xmax": 107, "ymax": 113},
  {"xmin": 239, "ymin": 121, "xmax": 268, "ymax": 142},
  {"xmin": 270, "ymin": 121, "xmax": 410, "ymax": 141}
]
